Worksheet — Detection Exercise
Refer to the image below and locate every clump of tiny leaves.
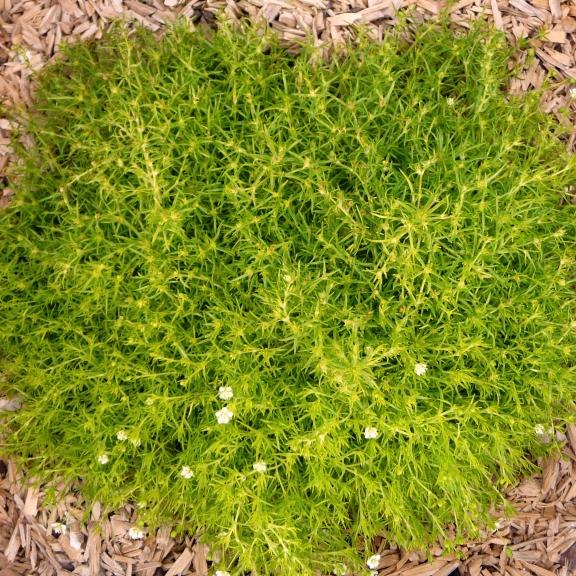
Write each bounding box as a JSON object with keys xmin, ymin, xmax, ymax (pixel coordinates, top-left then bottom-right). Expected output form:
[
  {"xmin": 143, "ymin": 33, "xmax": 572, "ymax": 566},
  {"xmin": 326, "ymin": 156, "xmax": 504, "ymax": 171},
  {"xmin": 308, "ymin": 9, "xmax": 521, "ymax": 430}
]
[{"xmin": 1, "ymin": 17, "xmax": 576, "ymax": 576}]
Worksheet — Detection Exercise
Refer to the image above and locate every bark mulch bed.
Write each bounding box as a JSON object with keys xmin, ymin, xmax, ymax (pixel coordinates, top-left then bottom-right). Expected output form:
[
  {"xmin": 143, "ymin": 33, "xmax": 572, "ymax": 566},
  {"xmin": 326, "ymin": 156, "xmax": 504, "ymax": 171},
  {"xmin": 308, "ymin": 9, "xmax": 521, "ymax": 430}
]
[{"xmin": 1, "ymin": 0, "xmax": 576, "ymax": 575}]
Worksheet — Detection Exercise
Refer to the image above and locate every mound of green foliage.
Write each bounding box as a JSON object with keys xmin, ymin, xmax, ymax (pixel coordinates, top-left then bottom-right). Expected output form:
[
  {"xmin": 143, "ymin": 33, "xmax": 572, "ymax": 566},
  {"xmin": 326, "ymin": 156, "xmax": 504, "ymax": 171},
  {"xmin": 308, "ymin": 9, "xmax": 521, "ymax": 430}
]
[{"xmin": 1, "ymin": 18, "xmax": 576, "ymax": 575}]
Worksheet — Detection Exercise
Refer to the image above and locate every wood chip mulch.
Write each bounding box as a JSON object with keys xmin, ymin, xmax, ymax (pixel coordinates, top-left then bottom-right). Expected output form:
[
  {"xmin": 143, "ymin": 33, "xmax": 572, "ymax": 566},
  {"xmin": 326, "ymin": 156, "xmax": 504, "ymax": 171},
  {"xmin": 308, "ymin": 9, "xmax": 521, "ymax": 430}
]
[{"xmin": 1, "ymin": 0, "xmax": 576, "ymax": 575}]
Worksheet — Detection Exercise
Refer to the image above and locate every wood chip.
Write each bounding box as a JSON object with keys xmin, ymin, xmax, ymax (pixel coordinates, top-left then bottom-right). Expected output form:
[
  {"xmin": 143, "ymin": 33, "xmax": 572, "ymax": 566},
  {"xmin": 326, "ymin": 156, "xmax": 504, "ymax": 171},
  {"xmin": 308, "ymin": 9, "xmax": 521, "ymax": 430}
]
[
  {"xmin": 548, "ymin": 0, "xmax": 562, "ymax": 21},
  {"xmin": 23, "ymin": 487, "xmax": 40, "ymax": 519},
  {"xmin": 509, "ymin": 0, "xmax": 548, "ymax": 20},
  {"xmin": 491, "ymin": 0, "xmax": 504, "ymax": 29},
  {"xmin": 544, "ymin": 28, "xmax": 567, "ymax": 42},
  {"xmin": 164, "ymin": 548, "xmax": 193, "ymax": 576},
  {"xmin": 393, "ymin": 559, "xmax": 448, "ymax": 576},
  {"xmin": 5, "ymin": 523, "xmax": 22, "ymax": 563},
  {"xmin": 192, "ymin": 543, "xmax": 208, "ymax": 576},
  {"xmin": 519, "ymin": 561, "xmax": 557, "ymax": 576},
  {"xmin": 86, "ymin": 523, "xmax": 101, "ymax": 576}
]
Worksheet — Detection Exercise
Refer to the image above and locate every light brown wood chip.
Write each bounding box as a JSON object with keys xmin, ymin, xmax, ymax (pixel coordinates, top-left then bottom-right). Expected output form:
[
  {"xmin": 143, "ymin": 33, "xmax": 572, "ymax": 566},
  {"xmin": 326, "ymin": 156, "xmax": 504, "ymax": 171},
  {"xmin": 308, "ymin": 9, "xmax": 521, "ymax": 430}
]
[
  {"xmin": 491, "ymin": 0, "xmax": 504, "ymax": 29},
  {"xmin": 164, "ymin": 547, "xmax": 193, "ymax": 576},
  {"xmin": 192, "ymin": 543, "xmax": 209, "ymax": 576}
]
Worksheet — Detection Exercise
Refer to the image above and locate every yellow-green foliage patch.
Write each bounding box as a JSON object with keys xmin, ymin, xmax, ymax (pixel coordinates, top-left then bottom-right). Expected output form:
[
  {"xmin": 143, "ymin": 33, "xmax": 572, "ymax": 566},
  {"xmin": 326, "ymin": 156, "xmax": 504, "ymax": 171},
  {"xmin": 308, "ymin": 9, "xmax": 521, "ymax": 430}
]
[{"xmin": 1, "ymin": 19, "xmax": 576, "ymax": 576}]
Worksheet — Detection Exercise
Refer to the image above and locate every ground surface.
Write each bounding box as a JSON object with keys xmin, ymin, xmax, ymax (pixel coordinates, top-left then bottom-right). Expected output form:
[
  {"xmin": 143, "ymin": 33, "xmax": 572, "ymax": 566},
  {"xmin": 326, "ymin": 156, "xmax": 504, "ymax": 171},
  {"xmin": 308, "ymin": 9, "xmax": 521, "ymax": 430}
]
[{"xmin": 1, "ymin": 0, "xmax": 576, "ymax": 575}]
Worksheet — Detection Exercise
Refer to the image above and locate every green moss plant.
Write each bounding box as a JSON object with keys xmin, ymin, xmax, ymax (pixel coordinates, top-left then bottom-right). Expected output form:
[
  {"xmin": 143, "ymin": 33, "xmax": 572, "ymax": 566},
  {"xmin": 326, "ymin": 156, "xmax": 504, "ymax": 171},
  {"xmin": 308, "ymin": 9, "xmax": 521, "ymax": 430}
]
[{"xmin": 1, "ymin": 19, "xmax": 575, "ymax": 576}]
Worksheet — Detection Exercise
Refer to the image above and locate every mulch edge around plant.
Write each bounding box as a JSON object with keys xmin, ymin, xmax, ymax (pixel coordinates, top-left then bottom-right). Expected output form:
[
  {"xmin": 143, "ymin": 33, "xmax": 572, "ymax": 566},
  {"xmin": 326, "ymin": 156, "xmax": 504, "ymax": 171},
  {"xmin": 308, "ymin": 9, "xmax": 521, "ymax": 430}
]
[
  {"xmin": 2, "ymin": 428, "xmax": 576, "ymax": 576},
  {"xmin": 1, "ymin": 0, "xmax": 576, "ymax": 575}
]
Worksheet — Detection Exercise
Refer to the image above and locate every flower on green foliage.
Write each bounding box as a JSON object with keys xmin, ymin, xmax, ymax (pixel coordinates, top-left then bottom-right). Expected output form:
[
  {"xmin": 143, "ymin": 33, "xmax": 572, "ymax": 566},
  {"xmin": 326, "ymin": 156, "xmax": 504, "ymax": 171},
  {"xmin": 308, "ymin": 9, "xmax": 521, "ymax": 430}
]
[
  {"xmin": 414, "ymin": 363, "xmax": 428, "ymax": 376},
  {"xmin": 366, "ymin": 554, "xmax": 381, "ymax": 570},
  {"xmin": 364, "ymin": 427, "xmax": 379, "ymax": 440},
  {"xmin": 180, "ymin": 466, "xmax": 194, "ymax": 479},
  {"xmin": 218, "ymin": 386, "xmax": 234, "ymax": 401},
  {"xmin": 215, "ymin": 406, "xmax": 234, "ymax": 425},
  {"xmin": 253, "ymin": 461, "xmax": 267, "ymax": 473}
]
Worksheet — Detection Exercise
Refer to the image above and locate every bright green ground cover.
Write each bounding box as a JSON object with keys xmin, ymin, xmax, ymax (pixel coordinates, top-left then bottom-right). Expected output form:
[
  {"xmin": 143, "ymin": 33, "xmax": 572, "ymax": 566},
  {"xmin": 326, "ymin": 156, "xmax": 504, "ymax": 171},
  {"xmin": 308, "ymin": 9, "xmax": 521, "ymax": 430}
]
[{"xmin": 1, "ymin": 18, "xmax": 575, "ymax": 576}]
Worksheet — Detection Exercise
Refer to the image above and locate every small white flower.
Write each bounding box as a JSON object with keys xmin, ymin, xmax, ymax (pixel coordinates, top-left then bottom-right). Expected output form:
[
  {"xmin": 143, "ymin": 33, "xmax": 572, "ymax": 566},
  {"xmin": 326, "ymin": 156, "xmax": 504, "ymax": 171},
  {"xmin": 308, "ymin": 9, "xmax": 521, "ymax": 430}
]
[
  {"xmin": 333, "ymin": 563, "xmax": 347, "ymax": 576},
  {"xmin": 447, "ymin": 97, "xmax": 455, "ymax": 106},
  {"xmin": 145, "ymin": 397, "xmax": 154, "ymax": 406},
  {"xmin": 215, "ymin": 571, "xmax": 231, "ymax": 576},
  {"xmin": 253, "ymin": 461, "xmax": 267, "ymax": 473},
  {"xmin": 364, "ymin": 427, "xmax": 379, "ymax": 440},
  {"xmin": 215, "ymin": 406, "xmax": 234, "ymax": 424},
  {"xmin": 97, "ymin": 453, "xmax": 109, "ymax": 465},
  {"xmin": 534, "ymin": 424, "xmax": 555, "ymax": 444},
  {"xmin": 180, "ymin": 465, "xmax": 194, "ymax": 479},
  {"xmin": 367, "ymin": 554, "xmax": 381, "ymax": 570},
  {"xmin": 218, "ymin": 386, "xmax": 234, "ymax": 401},
  {"xmin": 128, "ymin": 526, "xmax": 144, "ymax": 540},
  {"xmin": 370, "ymin": 571, "xmax": 379, "ymax": 576},
  {"xmin": 569, "ymin": 87, "xmax": 576, "ymax": 100},
  {"xmin": 414, "ymin": 362, "xmax": 428, "ymax": 376},
  {"xmin": 51, "ymin": 522, "xmax": 67, "ymax": 535},
  {"xmin": 116, "ymin": 430, "xmax": 128, "ymax": 441}
]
